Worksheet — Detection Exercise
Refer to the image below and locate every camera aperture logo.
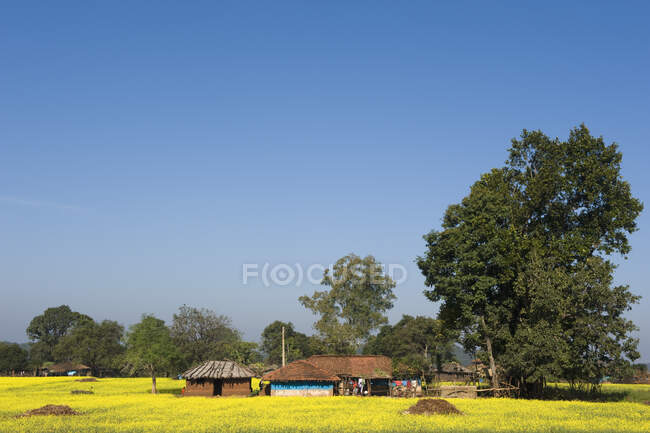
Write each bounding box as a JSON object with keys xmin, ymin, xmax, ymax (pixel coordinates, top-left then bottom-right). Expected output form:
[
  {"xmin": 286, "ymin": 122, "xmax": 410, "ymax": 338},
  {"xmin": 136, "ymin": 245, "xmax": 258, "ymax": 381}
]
[{"xmin": 242, "ymin": 263, "xmax": 408, "ymax": 287}]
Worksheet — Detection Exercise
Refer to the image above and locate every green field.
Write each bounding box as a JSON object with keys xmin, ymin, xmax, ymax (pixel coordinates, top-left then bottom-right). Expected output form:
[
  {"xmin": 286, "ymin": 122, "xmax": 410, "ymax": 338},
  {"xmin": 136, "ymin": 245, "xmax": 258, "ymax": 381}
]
[{"xmin": 1, "ymin": 377, "xmax": 648, "ymax": 433}]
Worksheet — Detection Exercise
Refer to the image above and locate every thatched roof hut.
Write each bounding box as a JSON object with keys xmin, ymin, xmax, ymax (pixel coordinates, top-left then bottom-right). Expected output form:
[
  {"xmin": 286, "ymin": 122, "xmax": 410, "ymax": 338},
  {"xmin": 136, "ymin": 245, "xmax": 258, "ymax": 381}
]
[
  {"xmin": 183, "ymin": 360, "xmax": 256, "ymax": 380},
  {"xmin": 45, "ymin": 362, "xmax": 91, "ymax": 376},
  {"xmin": 183, "ymin": 361, "xmax": 255, "ymax": 397},
  {"xmin": 434, "ymin": 361, "xmax": 474, "ymax": 382},
  {"xmin": 262, "ymin": 360, "xmax": 339, "ymax": 396}
]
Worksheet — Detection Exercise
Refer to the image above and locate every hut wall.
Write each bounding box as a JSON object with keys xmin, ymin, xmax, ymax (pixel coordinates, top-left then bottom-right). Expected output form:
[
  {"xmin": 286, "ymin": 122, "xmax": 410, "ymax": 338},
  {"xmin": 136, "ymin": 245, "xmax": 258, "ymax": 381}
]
[
  {"xmin": 438, "ymin": 385, "xmax": 477, "ymax": 399},
  {"xmin": 221, "ymin": 378, "xmax": 251, "ymax": 396},
  {"xmin": 270, "ymin": 381, "xmax": 333, "ymax": 397},
  {"xmin": 437, "ymin": 372, "xmax": 471, "ymax": 382},
  {"xmin": 185, "ymin": 379, "xmax": 215, "ymax": 396}
]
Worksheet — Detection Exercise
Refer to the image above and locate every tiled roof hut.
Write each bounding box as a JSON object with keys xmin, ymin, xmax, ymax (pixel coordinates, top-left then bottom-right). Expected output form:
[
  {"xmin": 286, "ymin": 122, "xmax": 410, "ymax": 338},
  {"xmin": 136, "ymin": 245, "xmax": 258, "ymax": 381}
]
[
  {"xmin": 306, "ymin": 355, "xmax": 393, "ymax": 396},
  {"xmin": 262, "ymin": 360, "xmax": 340, "ymax": 396}
]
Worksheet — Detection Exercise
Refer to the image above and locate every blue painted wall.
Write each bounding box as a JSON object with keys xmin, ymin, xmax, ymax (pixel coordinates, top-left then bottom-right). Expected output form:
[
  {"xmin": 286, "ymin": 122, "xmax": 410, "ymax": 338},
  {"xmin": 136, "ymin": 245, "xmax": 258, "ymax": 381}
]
[{"xmin": 271, "ymin": 381, "xmax": 333, "ymax": 390}]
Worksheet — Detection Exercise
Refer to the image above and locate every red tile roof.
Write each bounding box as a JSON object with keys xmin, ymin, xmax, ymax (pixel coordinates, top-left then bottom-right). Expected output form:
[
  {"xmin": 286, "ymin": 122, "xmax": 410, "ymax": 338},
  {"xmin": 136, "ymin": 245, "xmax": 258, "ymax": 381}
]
[
  {"xmin": 262, "ymin": 360, "xmax": 340, "ymax": 382},
  {"xmin": 306, "ymin": 355, "xmax": 392, "ymax": 378}
]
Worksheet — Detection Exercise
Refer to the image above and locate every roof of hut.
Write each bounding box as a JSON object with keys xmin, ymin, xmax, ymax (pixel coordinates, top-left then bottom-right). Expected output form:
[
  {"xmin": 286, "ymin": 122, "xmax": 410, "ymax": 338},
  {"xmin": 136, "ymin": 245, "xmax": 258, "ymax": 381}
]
[
  {"xmin": 306, "ymin": 355, "xmax": 392, "ymax": 379},
  {"xmin": 262, "ymin": 360, "xmax": 340, "ymax": 382},
  {"xmin": 183, "ymin": 360, "xmax": 256, "ymax": 380},
  {"xmin": 439, "ymin": 361, "xmax": 472, "ymax": 373},
  {"xmin": 46, "ymin": 362, "xmax": 91, "ymax": 373}
]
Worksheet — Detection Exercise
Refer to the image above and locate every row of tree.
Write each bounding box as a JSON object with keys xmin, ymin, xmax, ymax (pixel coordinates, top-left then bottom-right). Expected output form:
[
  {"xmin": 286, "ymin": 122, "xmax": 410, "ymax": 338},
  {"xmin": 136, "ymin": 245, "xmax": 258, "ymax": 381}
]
[
  {"xmin": 2, "ymin": 301, "xmax": 456, "ymax": 393},
  {"xmin": 1, "ymin": 306, "xmax": 260, "ymax": 379}
]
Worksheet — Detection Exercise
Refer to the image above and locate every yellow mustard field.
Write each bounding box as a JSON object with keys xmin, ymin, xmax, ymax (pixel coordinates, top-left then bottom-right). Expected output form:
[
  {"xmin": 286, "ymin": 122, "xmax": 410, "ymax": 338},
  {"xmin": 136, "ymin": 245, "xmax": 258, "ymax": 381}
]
[{"xmin": 0, "ymin": 377, "xmax": 648, "ymax": 433}]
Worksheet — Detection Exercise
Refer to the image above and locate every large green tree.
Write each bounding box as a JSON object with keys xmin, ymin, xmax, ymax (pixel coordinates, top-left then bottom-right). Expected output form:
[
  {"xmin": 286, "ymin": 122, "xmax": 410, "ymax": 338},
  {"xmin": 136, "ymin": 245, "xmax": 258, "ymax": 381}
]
[
  {"xmin": 53, "ymin": 320, "xmax": 125, "ymax": 376},
  {"xmin": 125, "ymin": 315, "xmax": 180, "ymax": 394},
  {"xmin": 418, "ymin": 125, "xmax": 642, "ymax": 393},
  {"xmin": 26, "ymin": 305, "xmax": 92, "ymax": 363},
  {"xmin": 169, "ymin": 305, "xmax": 241, "ymax": 370},
  {"xmin": 0, "ymin": 342, "xmax": 29, "ymax": 374},
  {"xmin": 299, "ymin": 254, "xmax": 397, "ymax": 354}
]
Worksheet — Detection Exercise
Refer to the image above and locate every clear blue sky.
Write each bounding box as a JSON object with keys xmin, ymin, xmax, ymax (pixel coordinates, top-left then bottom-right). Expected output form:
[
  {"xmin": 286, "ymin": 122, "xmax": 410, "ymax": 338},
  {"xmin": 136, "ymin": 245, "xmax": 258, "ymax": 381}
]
[{"xmin": 1, "ymin": 1, "xmax": 649, "ymax": 361}]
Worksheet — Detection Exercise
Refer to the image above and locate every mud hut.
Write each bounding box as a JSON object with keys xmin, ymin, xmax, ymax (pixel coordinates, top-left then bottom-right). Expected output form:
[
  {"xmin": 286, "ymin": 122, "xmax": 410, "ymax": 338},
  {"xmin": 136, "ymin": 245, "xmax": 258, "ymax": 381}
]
[
  {"xmin": 262, "ymin": 360, "xmax": 340, "ymax": 396},
  {"xmin": 435, "ymin": 362, "xmax": 473, "ymax": 382},
  {"xmin": 183, "ymin": 361, "xmax": 255, "ymax": 396},
  {"xmin": 43, "ymin": 362, "xmax": 91, "ymax": 376},
  {"xmin": 306, "ymin": 355, "xmax": 392, "ymax": 396}
]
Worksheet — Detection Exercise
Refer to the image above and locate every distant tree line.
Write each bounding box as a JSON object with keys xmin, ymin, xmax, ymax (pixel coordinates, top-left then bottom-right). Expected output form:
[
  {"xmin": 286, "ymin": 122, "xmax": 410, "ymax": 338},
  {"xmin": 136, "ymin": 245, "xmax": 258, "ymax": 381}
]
[{"xmin": 1, "ymin": 293, "xmax": 457, "ymax": 393}]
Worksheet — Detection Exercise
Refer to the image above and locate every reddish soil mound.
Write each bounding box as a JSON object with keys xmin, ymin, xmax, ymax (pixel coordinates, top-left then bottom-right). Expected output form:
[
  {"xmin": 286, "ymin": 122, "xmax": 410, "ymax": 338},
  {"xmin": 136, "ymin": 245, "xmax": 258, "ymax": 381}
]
[
  {"xmin": 404, "ymin": 399, "xmax": 463, "ymax": 415},
  {"xmin": 75, "ymin": 378, "xmax": 98, "ymax": 382},
  {"xmin": 17, "ymin": 405, "xmax": 79, "ymax": 417}
]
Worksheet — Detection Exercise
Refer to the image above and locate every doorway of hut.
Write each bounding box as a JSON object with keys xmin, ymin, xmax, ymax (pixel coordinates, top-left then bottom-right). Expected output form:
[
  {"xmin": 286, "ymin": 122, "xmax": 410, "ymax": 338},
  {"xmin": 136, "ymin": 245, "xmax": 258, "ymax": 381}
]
[{"xmin": 214, "ymin": 380, "xmax": 222, "ymax": 396}]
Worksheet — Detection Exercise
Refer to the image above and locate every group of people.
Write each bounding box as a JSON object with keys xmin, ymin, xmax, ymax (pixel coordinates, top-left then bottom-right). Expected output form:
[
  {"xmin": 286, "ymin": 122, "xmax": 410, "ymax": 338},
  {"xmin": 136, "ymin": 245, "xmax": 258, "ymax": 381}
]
[{"xmin": 349, "ymin": 378, "xmax": 367, "ymax": 396}]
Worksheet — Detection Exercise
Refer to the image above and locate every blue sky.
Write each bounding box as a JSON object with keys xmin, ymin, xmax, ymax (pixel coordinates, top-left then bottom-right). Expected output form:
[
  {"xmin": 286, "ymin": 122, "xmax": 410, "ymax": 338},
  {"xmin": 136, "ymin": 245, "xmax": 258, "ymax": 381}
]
[{"xmin": 1, "ymin": 1, "xmax": 649, "ymax": 361}]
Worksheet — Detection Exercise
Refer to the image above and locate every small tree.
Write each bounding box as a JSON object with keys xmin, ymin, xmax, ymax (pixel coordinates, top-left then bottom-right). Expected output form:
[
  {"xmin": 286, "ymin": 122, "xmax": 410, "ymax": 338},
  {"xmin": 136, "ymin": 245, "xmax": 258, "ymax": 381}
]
[
  {"xmin": 224, "ymin": 341, "xmax": 263, "ymax": 365},
  {"xmin": 364, "ymin": 315, "xmax": 457, "ymax": 376},
  {"xmin": 125, "ymin": 315, "xmax": 180, "ymax": 394},
  {"xmin": 170, "ymin": 305, "xmax": 241, "ymax": 371},
  {"xmin": 261, "ymin": 321, "xmax": 314, "ymax": 365},
  {"xmin": 0, "ymin": 342, "xmax": 28, "ymax": 374},
  {"xmin": 299, "ymin": 254, "xmax": 396, "ymax": 353}
]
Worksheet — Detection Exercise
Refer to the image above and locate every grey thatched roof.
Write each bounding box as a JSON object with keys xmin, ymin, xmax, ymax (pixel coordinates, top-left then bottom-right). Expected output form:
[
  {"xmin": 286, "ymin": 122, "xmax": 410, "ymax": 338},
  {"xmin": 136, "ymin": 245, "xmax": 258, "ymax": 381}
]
[{"xmin": 182, "ymin": 360, "xmax": 256, "ymax": 380}]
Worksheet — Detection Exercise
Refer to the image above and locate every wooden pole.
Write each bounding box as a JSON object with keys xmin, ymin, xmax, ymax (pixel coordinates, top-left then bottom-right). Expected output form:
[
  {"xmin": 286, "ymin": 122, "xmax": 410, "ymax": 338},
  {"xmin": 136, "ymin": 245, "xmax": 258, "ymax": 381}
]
[{"xmin": 281, "ymin": 326, "xmax": 286, "ymax": 367}]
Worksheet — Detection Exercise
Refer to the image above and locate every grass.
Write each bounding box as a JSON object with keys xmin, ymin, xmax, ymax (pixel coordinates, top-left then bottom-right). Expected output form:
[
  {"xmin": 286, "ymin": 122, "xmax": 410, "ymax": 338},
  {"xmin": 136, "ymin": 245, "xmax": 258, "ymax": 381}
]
[
  {"xmin": 542, "ymin": 383, "xmax": 650, "ymax": 403},
  {"xmin": 0, "ymin": 377, "xmax": 648, "ymax": 433}
]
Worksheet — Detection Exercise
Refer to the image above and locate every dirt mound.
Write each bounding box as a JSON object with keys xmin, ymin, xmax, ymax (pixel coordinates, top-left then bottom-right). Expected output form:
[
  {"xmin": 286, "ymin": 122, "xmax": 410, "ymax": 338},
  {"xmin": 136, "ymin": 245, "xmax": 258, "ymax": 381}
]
[
  {"xmin": 75, "ymin": 378, "xmax": 98, "ymax": 382},
  {"xmin": 17, "ymin": 405, "xmax": 79, "ymax": 417},
  {"xmin": 404, "ymin": 399, "xmax": 463, "ymax": 415}
]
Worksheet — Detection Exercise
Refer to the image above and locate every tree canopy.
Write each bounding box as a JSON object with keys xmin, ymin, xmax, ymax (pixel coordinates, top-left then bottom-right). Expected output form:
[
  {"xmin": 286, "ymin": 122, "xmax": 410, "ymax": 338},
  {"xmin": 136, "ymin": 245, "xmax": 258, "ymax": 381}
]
[
  {"xmin": 261, "ymin": 321, "xmax": 317, "ymax": 365},
  {"xmin": 26, "ymin": 305, "xmax": 92, "ymax": 363},
  {"xmin": 170, "ymin": 305, "xmax": 242, "ymax": 370},
  {"xmin": 364, "ymin": 315, "xmax": 457, "ymax": 376},
  {"xmin": 300, "ymin": 254, "xmax": 397, "ymax": 354},
  {"xmin": 53, "ymin": 320, "xmax": 125, "ymax": 376},
  {"xmin": 418, "ymin": 125, "xmax": 642, "ymax": 393},
  {"xmin": 0, "ymin": 342, "xmax": 29, "ymax": 374},
  {"xmin": 125, "ymin": 315, "xmax": 180, "ymax": 394}
]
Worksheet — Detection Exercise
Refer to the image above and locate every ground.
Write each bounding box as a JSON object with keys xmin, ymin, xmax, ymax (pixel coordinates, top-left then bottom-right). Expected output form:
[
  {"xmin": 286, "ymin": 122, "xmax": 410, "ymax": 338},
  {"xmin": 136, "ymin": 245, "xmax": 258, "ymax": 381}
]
[{"xmin": 0, "ymin": 377, "xmax": 648, "ymax": 433}]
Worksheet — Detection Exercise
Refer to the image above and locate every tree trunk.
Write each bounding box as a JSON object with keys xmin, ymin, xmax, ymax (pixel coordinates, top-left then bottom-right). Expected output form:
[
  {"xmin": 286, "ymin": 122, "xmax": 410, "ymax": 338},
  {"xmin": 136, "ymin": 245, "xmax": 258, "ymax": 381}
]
[
  {"xmin": 479, "ymin": 315, "xmax": 499, "ymax": 389},
  {"xmin": 151, "ymin": 371, "xmax": 157, "ymax": 394}
]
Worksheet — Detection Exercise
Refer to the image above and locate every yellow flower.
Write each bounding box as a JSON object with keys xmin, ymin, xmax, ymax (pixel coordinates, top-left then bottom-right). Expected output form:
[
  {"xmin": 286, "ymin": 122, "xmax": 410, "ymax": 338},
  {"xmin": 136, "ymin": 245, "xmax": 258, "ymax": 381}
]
[{"xmin": 0, "ymin": 378, "xmax": 648, "ymax": 433}]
